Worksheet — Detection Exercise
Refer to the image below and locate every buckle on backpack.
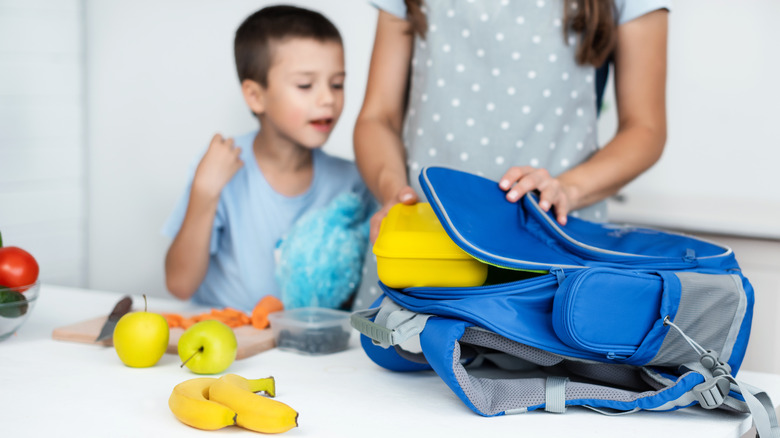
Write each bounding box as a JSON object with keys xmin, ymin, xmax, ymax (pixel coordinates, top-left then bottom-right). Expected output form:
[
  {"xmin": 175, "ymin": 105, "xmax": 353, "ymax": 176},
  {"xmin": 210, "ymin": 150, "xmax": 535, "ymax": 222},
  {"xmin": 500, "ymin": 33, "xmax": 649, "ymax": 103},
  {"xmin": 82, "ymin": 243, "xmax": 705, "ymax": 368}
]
[
  {"xmin": 693, "ymin": 375, "xmax": 731, "ymax": 409},
  {"xmin": 693, "ymin": 349, "xmax": 733, "ymax": 409}
]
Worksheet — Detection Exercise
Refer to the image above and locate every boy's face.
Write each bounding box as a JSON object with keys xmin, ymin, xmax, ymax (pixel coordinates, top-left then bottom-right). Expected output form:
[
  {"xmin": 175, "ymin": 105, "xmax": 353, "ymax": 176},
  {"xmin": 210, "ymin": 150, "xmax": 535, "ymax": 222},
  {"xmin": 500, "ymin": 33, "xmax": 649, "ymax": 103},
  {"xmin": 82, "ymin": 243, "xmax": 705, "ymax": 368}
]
[{"xmin": 258, "ymin": 38, "xmax": 345, "ymax": 149}]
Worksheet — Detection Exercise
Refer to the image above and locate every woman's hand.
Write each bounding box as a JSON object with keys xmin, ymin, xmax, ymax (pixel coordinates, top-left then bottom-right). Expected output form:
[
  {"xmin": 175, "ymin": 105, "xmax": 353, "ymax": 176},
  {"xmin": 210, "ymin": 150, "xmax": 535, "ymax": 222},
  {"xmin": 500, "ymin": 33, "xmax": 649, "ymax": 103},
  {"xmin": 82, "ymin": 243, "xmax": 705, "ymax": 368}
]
[
  {"xmin": 369, "ymin": 186, "xmax": 418, "ymax": 243},
  {"xmin": 499, "ymin": 166, "xmax": 576, "ymax": 226}
]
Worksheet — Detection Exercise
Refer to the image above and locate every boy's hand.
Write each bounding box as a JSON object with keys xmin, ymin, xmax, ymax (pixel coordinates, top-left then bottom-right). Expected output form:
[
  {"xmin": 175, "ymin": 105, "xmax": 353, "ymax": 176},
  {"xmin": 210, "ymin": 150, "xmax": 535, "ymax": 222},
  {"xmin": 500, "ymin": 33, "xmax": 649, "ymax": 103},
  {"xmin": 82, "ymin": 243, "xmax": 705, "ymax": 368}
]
[{"xmin": 192, "ymin": 134, "xmax": 244, "ymax": 200}]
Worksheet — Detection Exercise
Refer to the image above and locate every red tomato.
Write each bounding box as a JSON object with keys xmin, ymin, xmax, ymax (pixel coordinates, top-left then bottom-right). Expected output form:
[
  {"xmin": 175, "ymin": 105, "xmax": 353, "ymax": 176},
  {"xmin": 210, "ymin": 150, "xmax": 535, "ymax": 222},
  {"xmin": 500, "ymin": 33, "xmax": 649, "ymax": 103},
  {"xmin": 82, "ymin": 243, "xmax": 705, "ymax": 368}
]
[{"xmin": 0, "ymin": 246, "xmax": 40, "ymax": 290}]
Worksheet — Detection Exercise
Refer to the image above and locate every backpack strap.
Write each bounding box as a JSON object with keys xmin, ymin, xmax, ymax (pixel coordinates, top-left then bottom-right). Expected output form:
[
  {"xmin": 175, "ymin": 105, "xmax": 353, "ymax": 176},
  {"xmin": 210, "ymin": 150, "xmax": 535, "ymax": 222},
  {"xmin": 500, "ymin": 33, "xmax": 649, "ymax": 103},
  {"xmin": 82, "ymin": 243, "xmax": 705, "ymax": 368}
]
[
  {"xmin": 351, "ymin": 296, "xmax": 433, "ymax": 348},
  {"xmin": 676, "ymin": 361, "xmax": 780, "ymax": 438},
  {"xmin": 666, "ymin": 317, "xmax": 780, "ymax": 438},
  {"xmin": 729, "ymin": 380, "xmax": 780, "ymax": 438}
]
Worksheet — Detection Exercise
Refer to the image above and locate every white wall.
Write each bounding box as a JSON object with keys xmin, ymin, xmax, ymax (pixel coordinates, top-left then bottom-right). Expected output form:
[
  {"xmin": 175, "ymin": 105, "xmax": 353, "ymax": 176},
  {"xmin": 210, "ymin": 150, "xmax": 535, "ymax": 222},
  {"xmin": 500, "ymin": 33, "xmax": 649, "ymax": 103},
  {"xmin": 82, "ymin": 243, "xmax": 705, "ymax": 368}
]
[
  {"xmin": 597, "ymin": 0, "xmax": 780, "ymax": 237},
  {"xmin": 84, "ymin": 0, "xmax": 377, "ymax": 297},
  {"xmin": 0, "ymin": 0, "xmax": 86, "ymax": 287}
]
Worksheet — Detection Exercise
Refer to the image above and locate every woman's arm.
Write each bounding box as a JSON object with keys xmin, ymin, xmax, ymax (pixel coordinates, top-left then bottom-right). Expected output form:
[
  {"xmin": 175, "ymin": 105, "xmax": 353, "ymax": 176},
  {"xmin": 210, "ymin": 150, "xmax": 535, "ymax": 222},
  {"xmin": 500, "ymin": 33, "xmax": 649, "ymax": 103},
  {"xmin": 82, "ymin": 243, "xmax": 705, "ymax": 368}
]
[
  {"xmin": 353, "ymin": 10, "xmax": 417, "ymax": 242},
  {"xmin": 501, "ymin": 9, "xmax": 668, "ymax": 225},
  {"xmin": 559, "ymin": 9, "xmax": 668, "ymax": 210}
]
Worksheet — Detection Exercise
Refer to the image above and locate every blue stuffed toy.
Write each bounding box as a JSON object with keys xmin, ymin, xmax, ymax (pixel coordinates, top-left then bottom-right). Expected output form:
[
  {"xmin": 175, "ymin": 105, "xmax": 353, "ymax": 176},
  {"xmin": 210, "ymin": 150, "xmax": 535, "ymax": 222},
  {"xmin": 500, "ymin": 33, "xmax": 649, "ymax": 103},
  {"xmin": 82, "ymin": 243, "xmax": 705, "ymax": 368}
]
[{"xmin": 275, "ymin": 191, "xmax": 374, "ymax": 310}]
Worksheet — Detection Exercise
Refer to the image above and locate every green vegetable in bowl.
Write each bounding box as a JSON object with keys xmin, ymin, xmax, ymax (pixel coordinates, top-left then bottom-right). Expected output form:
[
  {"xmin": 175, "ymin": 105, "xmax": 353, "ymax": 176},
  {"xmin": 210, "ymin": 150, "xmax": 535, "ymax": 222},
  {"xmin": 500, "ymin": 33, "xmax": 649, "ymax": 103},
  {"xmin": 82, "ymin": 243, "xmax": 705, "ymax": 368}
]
[{"xmin": 0, "ymin": 288, "xmax": 28, "ymax": 318}]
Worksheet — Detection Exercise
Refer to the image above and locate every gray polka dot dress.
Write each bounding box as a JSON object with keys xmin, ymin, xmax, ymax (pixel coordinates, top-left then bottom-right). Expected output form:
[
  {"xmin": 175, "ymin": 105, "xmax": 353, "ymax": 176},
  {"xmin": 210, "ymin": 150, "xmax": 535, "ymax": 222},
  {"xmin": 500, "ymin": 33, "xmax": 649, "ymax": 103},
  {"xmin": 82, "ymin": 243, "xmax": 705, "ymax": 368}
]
[
  {"xmin": 352, "ymin": 0, "xmax": 669, "ymax": 310},
  {"xmin": 403, "ymin": 0, "xmax": 604, "ymax": 224}
]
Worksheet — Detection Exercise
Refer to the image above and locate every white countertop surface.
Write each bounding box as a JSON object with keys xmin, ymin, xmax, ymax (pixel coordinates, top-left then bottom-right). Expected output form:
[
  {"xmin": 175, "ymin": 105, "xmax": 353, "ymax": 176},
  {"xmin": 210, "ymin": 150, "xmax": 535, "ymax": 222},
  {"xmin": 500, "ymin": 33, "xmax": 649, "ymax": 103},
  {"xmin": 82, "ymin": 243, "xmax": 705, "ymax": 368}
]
[
  {"xmin": 608, "ymin": 194, "xmax": 780, "ymax": 240},
  {"xmin": 3, "ymin": 284, "xmax": 780, "ymax": 438}
]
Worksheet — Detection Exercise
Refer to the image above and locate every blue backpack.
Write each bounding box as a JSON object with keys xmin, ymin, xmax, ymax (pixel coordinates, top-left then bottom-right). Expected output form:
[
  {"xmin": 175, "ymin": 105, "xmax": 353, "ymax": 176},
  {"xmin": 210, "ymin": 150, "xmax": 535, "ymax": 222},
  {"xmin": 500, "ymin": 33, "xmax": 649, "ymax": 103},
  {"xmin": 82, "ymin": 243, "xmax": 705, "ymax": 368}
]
[{"xmin": 352, "ymin": 167, "xmax": 779, "ymax": 437}]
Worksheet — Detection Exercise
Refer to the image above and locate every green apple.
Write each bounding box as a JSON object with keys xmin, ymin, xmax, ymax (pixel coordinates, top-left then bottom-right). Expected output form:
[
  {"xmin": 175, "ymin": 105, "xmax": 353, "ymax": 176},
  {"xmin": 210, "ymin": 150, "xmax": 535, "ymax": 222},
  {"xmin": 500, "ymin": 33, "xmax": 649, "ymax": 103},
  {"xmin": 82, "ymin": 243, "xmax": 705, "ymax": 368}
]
[
  {"xmin": 178, "ymin": 320, "xmax": 237, "ymax": 374},
  {"xmin": 113, "ymin": 298, "xmax": 169, "ymax": 368}
]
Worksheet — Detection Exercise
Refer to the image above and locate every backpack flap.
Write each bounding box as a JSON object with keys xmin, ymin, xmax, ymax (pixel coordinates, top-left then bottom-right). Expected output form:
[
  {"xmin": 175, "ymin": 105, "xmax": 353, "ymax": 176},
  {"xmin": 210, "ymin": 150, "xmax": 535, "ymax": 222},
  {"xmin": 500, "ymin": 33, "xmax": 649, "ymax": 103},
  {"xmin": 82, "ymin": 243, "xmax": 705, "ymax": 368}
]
[
  {"xmin": 520, "ymin": 192, "xmax": 738, "ymax": 271},
  {"xmin": 418, "ymin": 166, "xmax": 584, "ymax": 271},
  {"xmin": 419, "ymin": 166, "xmax": 738, "ymax": 272}
]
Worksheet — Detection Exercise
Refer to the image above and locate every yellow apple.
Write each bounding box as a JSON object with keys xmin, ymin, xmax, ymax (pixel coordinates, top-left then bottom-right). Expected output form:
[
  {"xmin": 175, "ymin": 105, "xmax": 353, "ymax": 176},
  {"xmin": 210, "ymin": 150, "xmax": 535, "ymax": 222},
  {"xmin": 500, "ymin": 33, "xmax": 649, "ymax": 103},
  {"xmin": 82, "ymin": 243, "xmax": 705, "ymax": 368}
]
[
  {"xmin": 113, "ymin": 297, "xmax": 169, "ymax": 368},
  {"xmin": 178, "ymin": 320, "xmax": 237, "ymax": 374}
]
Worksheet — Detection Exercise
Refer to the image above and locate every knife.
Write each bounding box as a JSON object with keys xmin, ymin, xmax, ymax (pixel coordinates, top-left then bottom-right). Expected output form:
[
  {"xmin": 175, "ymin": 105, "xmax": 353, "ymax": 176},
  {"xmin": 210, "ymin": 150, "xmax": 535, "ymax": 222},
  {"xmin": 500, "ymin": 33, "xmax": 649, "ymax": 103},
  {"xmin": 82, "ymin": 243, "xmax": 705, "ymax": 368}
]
[{"xmin": 95, "ymin": 295, "xmax": 133, "ymax": 342}]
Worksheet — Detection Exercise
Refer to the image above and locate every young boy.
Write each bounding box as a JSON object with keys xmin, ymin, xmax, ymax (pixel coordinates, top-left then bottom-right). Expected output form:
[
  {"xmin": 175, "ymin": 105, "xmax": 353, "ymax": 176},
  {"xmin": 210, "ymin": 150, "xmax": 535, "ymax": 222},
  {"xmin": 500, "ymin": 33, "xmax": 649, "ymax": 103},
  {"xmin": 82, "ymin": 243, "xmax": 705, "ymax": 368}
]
[{"xmin": 162, "ymin": 5, "xmax": 369, "ymax": 311}]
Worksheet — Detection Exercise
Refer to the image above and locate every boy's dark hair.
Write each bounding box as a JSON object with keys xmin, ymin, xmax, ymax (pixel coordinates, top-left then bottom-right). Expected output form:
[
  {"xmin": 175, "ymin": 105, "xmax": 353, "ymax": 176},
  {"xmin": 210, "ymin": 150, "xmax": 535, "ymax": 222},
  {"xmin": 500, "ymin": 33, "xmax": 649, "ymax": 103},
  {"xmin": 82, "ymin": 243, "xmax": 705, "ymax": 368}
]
[{"xmin": 234, "ymin": 5, "xmax": 343, "ymax": 87}]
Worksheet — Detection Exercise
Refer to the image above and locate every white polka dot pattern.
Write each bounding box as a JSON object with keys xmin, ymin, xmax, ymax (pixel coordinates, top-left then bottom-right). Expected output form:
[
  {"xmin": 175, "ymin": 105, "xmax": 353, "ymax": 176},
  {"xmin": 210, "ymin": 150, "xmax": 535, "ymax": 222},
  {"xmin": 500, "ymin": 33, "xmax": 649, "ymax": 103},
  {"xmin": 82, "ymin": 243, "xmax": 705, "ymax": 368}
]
[
  {"xmin": 401, "ymin": 0, "xmax": 605, "ymax": 222},
  {"xmin": 354, "ymin": 0, "xmax": 611, "ymax": 313}
]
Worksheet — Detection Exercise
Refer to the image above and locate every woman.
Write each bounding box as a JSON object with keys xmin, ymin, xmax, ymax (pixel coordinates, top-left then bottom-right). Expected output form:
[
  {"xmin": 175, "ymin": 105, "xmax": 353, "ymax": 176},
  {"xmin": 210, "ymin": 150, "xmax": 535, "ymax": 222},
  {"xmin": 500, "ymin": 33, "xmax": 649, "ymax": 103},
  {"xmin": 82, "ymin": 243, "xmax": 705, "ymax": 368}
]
[{"xmin": 352, "ymin": 0, "xmax": 668, "ymax": 309}]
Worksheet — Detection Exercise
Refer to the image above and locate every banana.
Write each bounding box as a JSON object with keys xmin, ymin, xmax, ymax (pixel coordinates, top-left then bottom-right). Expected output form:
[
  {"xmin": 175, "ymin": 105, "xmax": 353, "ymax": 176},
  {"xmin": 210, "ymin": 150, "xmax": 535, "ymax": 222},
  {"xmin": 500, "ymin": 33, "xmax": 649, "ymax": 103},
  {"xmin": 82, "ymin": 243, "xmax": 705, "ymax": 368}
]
[
  {"xmin": 209, "ymin": 373, "xmax": 298, "ymax": 434},
  {"xmin": 168, "ymin": 377, "xmax": 237, "ymax": 430},
  {"xmin": 221, "ymin": 373, "xmax": 276, "ymax": 397}
]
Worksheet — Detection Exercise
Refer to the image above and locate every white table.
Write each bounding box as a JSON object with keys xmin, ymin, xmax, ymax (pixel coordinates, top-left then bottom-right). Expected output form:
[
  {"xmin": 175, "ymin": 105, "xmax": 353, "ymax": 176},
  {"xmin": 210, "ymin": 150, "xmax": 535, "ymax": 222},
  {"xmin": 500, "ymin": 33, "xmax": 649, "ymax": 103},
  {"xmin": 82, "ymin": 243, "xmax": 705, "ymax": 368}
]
[{"xmin": 2, "ymin": 285, "xmax": 778, "ymax": 438}]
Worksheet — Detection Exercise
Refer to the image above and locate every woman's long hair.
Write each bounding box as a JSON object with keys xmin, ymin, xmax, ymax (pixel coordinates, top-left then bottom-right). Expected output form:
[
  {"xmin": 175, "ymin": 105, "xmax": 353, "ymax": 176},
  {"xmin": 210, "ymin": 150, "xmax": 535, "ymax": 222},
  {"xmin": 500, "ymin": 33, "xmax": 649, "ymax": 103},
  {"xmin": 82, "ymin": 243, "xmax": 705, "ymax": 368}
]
[{"xmin": 403, "ymin": 0, "xmax": 616, "ymax": 67}]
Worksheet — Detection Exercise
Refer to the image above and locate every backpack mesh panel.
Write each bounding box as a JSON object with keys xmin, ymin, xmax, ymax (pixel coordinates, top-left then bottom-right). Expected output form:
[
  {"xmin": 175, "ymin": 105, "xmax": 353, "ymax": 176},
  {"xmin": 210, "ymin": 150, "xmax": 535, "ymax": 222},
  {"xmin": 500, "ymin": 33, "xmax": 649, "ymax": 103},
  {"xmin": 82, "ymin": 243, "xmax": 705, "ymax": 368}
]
[
  {"xmin": 563, "ymin": 361, "xmax": 651, "ymax": 391},
  {"xmin": 651, "ymin": 273, "xmax": 746, "ymax": 367},
  {"xmin": 451, "ymin": 334, "xmax": 664, "ymax": 416},
  {"xmin": 640, "ymin": 368, "xmax": 676, "ymax": 391},
  {"xmin": 461, "ymin": 328, "xmax": 562, "ymax": 366}
]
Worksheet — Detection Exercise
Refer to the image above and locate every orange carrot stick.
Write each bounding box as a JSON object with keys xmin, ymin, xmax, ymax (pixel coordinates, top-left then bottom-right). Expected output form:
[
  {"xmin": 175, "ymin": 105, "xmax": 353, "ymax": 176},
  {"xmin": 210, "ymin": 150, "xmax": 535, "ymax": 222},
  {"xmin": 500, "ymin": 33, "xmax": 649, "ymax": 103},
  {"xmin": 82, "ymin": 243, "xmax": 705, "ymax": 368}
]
[
  {"xmin": 160, "ymin": 313, "xmax": 184, "ymax": 329},
  {"xmin": 251, "ymin": 295, "xmax": 284, "ymax": 329}
]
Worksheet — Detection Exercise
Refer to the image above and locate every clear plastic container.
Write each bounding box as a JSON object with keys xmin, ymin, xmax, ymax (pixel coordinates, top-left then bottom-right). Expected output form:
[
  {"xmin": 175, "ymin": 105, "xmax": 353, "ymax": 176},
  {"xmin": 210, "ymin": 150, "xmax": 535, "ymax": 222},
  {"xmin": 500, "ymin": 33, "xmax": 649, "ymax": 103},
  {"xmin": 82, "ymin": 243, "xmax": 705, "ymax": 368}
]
[{"xmin": 268, "ymin": 307, "xmax": 351, "ymax": 355}]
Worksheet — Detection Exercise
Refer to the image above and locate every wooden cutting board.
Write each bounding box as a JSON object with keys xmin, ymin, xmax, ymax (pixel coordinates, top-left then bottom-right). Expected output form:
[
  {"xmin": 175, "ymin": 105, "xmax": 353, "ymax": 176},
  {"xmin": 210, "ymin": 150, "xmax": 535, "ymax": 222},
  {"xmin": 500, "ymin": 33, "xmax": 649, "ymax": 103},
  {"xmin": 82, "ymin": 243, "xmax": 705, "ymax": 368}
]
[{"xmin": 51, "ymin": 315, "xmax": 275, "ymax": 360}]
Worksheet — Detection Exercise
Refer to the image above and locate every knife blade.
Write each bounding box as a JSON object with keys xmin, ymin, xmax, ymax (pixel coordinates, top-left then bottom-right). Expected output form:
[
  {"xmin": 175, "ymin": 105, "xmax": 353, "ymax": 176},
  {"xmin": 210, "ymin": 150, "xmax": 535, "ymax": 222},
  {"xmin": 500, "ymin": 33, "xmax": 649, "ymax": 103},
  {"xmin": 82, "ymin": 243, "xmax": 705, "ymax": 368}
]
[{"xmin": 95, "ymin": 295, "xmax": 133, "ymax": 342}]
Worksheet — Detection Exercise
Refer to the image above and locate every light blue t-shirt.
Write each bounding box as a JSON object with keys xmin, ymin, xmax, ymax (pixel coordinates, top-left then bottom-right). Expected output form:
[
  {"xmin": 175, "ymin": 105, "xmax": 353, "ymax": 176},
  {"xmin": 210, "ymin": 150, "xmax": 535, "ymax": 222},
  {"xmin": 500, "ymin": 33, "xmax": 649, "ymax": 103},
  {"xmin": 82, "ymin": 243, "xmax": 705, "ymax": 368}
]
[{"xmin": 162, "ymin": 131, "xmax": 369, "ymax": 312}]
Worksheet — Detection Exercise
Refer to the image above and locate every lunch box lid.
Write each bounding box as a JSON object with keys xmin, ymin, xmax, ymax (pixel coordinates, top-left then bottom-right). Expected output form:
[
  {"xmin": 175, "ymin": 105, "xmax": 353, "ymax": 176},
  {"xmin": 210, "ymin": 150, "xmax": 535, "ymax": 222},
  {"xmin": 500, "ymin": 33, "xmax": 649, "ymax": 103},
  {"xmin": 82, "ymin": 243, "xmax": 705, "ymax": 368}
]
[{"xmin": 373, "ymin": 202, "xmax": 477, "ymax": 260}]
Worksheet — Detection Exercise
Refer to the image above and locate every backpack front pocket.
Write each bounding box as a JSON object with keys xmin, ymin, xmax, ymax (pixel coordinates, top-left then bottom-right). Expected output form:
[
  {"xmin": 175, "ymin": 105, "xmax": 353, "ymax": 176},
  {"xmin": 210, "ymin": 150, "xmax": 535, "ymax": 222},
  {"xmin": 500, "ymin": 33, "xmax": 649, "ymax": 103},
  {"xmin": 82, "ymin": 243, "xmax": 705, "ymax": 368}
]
[{"xmin": 552, "ymin": 268, "xmax": 665, "ymax": 362}]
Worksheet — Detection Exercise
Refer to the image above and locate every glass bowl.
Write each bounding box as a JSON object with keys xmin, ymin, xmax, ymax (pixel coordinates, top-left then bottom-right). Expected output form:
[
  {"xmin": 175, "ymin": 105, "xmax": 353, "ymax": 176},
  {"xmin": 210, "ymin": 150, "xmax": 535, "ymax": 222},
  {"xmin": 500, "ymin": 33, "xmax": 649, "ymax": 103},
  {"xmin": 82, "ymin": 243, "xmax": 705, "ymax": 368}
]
[{"xmin": 0, "ymin": 281, "xmax": 40, "ymax": 341}]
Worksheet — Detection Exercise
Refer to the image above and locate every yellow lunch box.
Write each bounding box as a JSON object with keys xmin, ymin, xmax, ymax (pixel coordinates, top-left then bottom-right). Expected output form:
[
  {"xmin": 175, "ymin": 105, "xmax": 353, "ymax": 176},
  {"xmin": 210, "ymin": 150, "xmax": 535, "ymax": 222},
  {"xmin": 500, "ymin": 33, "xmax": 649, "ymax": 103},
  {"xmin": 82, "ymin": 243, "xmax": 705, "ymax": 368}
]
[{"xmin": 373, "ymin": 202, "xmax": 488, "ymax": 289}]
